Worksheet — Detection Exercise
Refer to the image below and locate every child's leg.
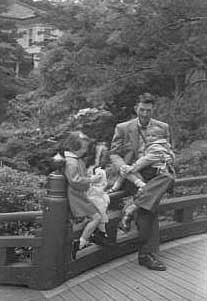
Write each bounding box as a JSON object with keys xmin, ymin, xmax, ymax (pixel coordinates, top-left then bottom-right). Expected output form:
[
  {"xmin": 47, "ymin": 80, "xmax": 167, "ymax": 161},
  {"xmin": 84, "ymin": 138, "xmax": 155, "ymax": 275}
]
[
  {"xmin": 110, "ymin": 175, "xmax": 125, "ymax": 191},
  {"xmin": 119, "ymin": 203, "xmax": 137, "ymax": 232},
  {"xmin": 71, "ymin": 213, "xmax": 101, "ymax": 260},
  {"xmin": 126, "ymin": 172, "xmax": 145, "ymax": 189},
  {"xmin": 80, "ymin": 213, "xmax": 101, "ymax": 248},
  {"xmin": 124, "ymin": 203, "xmax": 137, "ymax": 216},
  {"xmin": 97, "ymin": 222, "xmax": 106, "ymax": 233}
]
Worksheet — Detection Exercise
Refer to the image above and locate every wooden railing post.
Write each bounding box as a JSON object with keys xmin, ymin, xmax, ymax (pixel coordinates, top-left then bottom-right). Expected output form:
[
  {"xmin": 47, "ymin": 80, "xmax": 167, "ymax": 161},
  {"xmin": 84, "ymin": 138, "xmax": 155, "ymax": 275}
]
[
  {"xmin": 174, "ymin": 207, "xmax": 193, "ymax": 223},
  {"xmin": 33, "ymin": 171, "xmax": 70, "ymax": 290},
  {"xmin": 0, "ymin": 248, "xmax": 6, "ymax": 265}
]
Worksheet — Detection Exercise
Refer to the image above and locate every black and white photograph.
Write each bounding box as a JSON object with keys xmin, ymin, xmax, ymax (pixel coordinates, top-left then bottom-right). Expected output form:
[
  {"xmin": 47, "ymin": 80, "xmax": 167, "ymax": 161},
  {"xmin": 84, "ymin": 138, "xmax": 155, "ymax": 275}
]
[{"xmin": 0, "ymin": 0, "xmax": 207, "ymax": 300}]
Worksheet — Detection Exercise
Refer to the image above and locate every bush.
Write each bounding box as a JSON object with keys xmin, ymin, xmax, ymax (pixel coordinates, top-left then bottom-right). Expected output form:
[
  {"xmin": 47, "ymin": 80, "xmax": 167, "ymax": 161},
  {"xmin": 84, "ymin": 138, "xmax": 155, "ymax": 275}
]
[
  {"xmin": 0, "ymin": 166, "xmax": 47, "ymax": 213},
  {"xmin": 175, "ymin": 140, "xmax": 207, "ymax": 177}
]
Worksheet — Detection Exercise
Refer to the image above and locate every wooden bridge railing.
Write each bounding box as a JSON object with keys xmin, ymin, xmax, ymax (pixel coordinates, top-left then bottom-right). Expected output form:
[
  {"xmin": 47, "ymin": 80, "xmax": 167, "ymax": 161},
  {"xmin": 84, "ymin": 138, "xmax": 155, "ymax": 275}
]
[{"xmin": 0, "ymin": 172, "xmax": 207, "ymax": 290}]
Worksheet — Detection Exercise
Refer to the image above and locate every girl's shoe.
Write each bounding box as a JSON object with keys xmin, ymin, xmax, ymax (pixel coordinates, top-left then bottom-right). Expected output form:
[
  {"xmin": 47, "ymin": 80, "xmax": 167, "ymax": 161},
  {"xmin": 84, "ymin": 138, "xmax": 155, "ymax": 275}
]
[
  {"xmin": 91, "ymin": 229, "xmax": 111, "ymax": 246},
  {"xmin": 71, "ymin": 239, "xmax": 80, "ymax": 260}
]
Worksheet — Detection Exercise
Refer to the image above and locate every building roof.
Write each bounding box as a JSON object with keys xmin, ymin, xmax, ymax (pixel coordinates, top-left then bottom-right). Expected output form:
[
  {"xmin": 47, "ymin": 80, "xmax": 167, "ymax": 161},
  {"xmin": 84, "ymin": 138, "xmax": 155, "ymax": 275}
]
[{"xmin": 0, "ymin": 1, "xmax": 45, "ymax": 20}]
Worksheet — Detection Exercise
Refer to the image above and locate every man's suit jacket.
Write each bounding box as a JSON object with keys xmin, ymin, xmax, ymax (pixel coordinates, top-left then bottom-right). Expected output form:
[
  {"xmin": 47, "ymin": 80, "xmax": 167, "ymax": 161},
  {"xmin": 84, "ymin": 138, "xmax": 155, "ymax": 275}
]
[{"xmin": 110, "ymin": 118, "xmax": 171, "ymax": 170}]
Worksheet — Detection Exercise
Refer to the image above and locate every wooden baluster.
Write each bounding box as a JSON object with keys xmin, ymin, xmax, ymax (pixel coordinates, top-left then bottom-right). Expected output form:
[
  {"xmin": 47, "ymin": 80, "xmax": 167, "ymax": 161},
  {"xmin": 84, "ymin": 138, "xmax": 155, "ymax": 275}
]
[
  {"xmin": 31, "ymin": 172, "xmax": 70, "ymax": 290},
  {"xmin": 174, "ymin": 207, "xmax": 193, "ymax": 223},
  {"xmin": 0, "ymin": 248, "xmax": 6, "ymax": 265}
]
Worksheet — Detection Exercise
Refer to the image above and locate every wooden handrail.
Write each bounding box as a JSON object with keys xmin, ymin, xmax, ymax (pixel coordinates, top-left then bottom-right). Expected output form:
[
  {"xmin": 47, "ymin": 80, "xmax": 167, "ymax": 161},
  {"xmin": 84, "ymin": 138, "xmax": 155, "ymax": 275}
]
[
  {"xmin": 0, "ymin": 211, "xmax": 43, "ymax": 222},
  {"xmin": 0, "ymin": 236, "xmax": 43, "ymax": 248},
  {"xmin": 160, "ymin": 194, "xmax": 207, "ymax": 211},
  {"xmin": 0, "ymin": 173, "xmax": 207, "ymax": 290},
  {"xmin": 175, "ymin": 175, "xmax": 207, "ymax": 185}
]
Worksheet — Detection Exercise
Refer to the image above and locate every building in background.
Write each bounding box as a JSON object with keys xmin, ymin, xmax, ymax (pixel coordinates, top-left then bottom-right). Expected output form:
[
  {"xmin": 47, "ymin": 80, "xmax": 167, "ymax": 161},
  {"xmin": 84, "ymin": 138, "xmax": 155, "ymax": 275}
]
[{"xmin": 0, "ymin": 0, "xmax": 62, "ymax": 70}]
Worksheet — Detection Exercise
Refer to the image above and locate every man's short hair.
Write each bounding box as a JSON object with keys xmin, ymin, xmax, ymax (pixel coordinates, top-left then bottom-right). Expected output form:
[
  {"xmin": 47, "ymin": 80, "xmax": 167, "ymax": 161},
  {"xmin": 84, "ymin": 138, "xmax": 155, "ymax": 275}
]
[{"xmin": 136, "ymin": 92, "xmax": 155, "ymax": 105}]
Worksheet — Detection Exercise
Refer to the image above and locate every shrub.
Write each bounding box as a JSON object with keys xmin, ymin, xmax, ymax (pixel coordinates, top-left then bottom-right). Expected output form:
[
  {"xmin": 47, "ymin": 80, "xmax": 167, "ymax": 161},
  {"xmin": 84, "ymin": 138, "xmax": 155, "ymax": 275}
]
[{"xmin": 0, "ymin": 166, "xmax": 47, "ymax": 213}]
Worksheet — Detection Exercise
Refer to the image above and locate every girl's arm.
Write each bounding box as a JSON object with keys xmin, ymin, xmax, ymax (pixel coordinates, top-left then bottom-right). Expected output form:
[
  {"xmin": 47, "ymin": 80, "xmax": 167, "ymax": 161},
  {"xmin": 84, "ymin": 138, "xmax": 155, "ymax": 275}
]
[{"xmin": 65, "ymin": 159, "xmax": 91, "ymax": 191}]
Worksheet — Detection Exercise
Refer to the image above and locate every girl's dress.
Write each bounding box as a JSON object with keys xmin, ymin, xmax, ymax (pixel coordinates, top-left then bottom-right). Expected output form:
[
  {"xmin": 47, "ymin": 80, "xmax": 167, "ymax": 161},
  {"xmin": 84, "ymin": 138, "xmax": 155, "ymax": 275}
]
[
  {"xmin": 64, "ymin": 151, "xmax": 99, "ymax": 218},
  {"xmin": 87, "ymin": 167, "xmax": 110, "ymax": 224}
]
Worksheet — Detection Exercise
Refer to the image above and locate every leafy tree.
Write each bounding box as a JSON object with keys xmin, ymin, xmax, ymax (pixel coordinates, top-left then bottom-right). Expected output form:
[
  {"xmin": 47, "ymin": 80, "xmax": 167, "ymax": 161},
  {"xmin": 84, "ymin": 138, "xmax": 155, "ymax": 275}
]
[
  {"xmin": 0, "ymin": 0, "xmax": 32, "ymax": 123},
  {"xmin": 38, "ymin": 0, "xmax": 207, "ymax": 124},
  {"xmin": 4, "ymin": 0, "xmax": 207, "ymax": 174}
]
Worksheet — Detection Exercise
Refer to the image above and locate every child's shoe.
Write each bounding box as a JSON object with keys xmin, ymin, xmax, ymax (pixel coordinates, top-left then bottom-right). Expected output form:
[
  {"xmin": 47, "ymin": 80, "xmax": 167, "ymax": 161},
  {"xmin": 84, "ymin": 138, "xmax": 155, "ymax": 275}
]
[
  {"xmin": 71, "ymin": 239, "xmax": 88, "ymax": 260},
  {"xmin": 119, "ymin": 214, "xmax": 132, "ymax": 232},
  {"xmin": 71, "ymin": 239, "xmax": 80, "ymax": 260},
  {"xmin": 91, "ymin": 229, "xmax": 110, "ymax": 246}
]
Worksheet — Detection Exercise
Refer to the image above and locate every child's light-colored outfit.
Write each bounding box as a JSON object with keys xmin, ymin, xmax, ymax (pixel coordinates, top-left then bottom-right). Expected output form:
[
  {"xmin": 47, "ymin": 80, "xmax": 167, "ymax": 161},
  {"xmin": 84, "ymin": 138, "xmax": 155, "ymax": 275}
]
[
  {"xmin": 87, "ymin": 167, "xmax": 110, "ymax": 232},
  {"xmin": 131, "ymin": 138, "xmax": 175, "ymax": 175},
  {"xmin": 119, "ymin": 139, "xmax": 175, "ymax": 231},
  {"xmin": 64, "ymin": 151, "xmax": 100, "ymax": 218}
]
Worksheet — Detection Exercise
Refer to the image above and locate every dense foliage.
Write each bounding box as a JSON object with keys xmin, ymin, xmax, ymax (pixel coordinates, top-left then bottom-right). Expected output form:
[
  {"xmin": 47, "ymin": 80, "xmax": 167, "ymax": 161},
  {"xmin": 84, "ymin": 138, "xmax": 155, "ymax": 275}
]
[
  {"xmin": 0, "ymin": 1, "xmax": 33, "ymax": 123},
  {"xmin": 0, "ymin": 166, "xmax": 46, "ymax": 213},
  {"xmin": 5, "ymin": 1, "xmax": 207, "ymax": 142},
  {"xmin": 2, "ymin": 0, "xmax": 207, "ymax": 177}
]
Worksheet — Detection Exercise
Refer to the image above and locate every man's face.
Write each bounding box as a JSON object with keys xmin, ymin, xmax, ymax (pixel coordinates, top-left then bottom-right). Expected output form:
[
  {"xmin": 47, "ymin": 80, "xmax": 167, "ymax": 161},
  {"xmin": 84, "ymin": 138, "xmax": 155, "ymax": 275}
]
[{"xmin": 135, "ymin": 102, "xmax": 154, "ymax": 126}]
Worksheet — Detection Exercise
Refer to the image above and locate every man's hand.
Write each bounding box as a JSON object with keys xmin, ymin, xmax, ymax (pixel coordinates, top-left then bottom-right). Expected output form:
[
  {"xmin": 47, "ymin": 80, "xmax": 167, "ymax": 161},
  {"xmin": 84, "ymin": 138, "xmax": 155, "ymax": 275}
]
[{"xmin": 120, "ymin": 164, "xmax": 134, "ymax": 178}]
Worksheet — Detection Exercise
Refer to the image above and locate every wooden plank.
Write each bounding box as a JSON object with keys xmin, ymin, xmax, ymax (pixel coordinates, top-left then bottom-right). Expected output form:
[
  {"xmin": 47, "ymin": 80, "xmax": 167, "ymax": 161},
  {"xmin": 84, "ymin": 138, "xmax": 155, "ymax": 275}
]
[
  {"xmin": 167, "ymin": 240, "xmax": 207, "ymax": 258},
  {"xmin": 109, "ymin": 268, "xmax": 168, "ymax": 301},
  {"xmin": 0, "ymin": 236, "xmax": 42, "ymax": 248},
  {"xmin": 80, "ymin": 280, "xmax": 113, "ymax": 301},
  {"xmin": 152, "ymin": 263, "xmax": 205, "ymax": 299},
  {"xmin": 159, "ymin": 257, "xmax": 207, "ymax": 298},
  {"xmin": 179, "ymin": 242, "xmax": 207, "ymax": 255},
  {"xmin": 98, "ymin": 272, "xmax": 149, "ymax": 301},
  {"xmin": 116, "ymin": 264, "xmax": 184, "ymax": 301},
  {"xmin": 88, "ymin": 275, "xmax": 128, "ymax": 301},
  {"xmin": 49, "ymin": 296, "xmax": 63, "ymax": 301},
  {"xmin": 137, "ymin": 262, "xmax": 204, "ymax": 301},
  {"xmin": 173, "ymin": 241, "xmax": 207, "ymax": 256},
  {"xmin": 166, "ymin": 245, "xmax": 207, "ymax": 264},
  {"xmin": 160, "ymin": 254, "xmax": 205, "ymax": 285},
  {"xmin": 70, "ymin": 285, "xmax": 97, "ymax": 301},
  {"xmin": 127, "ymin": 261, "xmax": 199, "ymax": 301},
  {"xmin": 161, "ymin": 253, "xmax": 206, "ymax": 279},
  {"xmin": 60, "ymin": 289, "xmax": 80, "ymax": 301},
  {"xmin": 164, "ymin": 249, "xmax": 207, "ymax": 273}
]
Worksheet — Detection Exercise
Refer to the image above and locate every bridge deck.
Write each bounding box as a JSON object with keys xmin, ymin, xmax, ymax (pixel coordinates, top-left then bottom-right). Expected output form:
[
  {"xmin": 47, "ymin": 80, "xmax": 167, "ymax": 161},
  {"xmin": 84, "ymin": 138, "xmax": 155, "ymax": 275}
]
[{"xmin": 0, "ymin": 234, "xmax": 206, "ymax": 301}]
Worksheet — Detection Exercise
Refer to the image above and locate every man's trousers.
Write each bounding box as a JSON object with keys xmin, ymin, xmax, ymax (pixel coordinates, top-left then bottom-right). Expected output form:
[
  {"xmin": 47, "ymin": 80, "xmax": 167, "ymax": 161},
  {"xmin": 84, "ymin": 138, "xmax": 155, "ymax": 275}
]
[{"xmin": 134, "ymin": 172, "xmax": 174, "ymax": 255}]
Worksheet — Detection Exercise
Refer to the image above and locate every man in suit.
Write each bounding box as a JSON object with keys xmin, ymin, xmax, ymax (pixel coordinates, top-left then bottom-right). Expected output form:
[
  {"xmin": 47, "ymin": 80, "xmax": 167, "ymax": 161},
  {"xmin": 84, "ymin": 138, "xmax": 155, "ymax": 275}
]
[{"xmin": 110, "ymin": 92, "xmax": 175, "ymax": 271}]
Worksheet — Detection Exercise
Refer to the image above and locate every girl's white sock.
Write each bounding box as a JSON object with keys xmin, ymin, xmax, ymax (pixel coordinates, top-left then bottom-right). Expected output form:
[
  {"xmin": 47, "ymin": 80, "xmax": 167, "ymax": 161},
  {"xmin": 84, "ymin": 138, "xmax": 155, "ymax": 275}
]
[{"xmin": 79, "ymin": 237, "xmax": 87, "ymax": 249}]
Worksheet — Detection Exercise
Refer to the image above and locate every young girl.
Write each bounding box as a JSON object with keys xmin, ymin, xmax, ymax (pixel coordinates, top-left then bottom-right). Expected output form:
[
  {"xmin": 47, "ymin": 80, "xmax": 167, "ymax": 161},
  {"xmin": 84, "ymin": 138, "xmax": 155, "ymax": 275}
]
[{"xmin": 63, "ymin": 131, "xmax": 103, "ymax": 260}]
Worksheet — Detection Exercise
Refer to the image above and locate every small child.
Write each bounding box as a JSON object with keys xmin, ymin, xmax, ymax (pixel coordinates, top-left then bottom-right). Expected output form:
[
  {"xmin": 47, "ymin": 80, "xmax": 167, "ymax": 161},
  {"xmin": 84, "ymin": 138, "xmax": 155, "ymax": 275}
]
[
  {"xmin": 87, "ymin": 166, "xmax": 110, "ymax": 243},
  {"xmin": 118, "ymin": 138, "xmax": 175, "ymax": 232},
  {"xmin": 109, "ymin": 141, "xmax": 146, "ymax": 193},
  {"xmin": 87, "ymin": 143, "xmax": 110, "ymax": 244}
]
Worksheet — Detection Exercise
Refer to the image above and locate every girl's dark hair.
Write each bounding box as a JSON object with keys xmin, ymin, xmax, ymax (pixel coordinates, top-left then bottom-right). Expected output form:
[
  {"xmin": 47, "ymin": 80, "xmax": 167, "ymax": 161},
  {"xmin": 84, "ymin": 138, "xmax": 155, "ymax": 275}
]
[
  {"xmin": 84, "ymin": 138, "xmax": 97, "ymax": 168},
  {"xmin": 61, "ymin": 131, "xmax": 90, "ymax": 153}
]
